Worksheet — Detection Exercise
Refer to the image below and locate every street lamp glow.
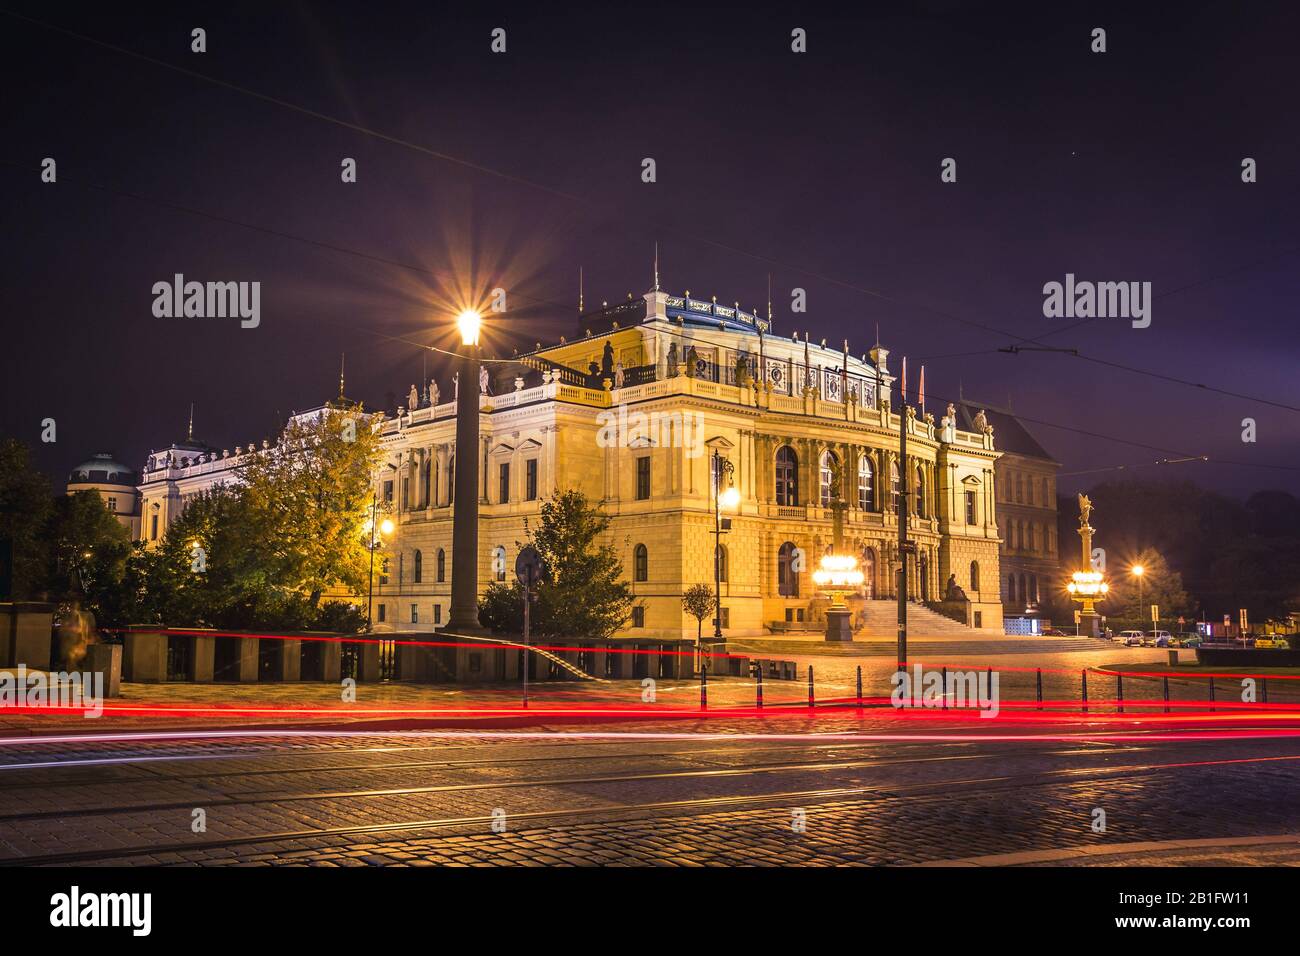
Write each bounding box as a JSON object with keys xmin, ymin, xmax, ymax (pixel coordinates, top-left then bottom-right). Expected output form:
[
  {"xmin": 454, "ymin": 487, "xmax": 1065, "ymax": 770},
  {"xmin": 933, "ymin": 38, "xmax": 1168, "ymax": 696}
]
[
  {"xmin": 719, "ymin": 485, "xmax": 741, "ymax": 509},
  {"xmin": 813, "ymin": 553, "xmax": 865, "ymax": 590},
  {"xmin": 379, "ymin": 518, "xmax": 394, "ymax": 536},
  {"xmin": 456, "ymin": 309, "xmax": 482, "ymax": 346},
  {"xmin": 1132, "ymin": 564, "xmax": 1145, "ymax": 577}
]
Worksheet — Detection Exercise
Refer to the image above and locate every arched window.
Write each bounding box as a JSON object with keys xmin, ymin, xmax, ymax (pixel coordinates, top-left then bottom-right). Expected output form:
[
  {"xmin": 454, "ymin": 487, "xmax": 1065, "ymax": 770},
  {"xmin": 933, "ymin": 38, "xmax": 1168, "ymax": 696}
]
[
  {"xmin": 1030, "ymin": 574, "xmax": 1040, "ymax": 604},
  {"xmin": 436, "ymin": 548, "xmax": 446, "ymax": 582},
  {"xmin": 775, "ymin": 445, "xmax": 798, "ymax": 506},
  {"xmin": 778, "ymin": 542, "xmax": 800, "ymax": 597},
  {"xmin": 970, "ymin": 560, "xmax": 980, "ymax": 592},
  {"xmin": 413, "ymin": 549, "xmax": 423, "ymax": 583},
  {"xmin": 857, "ymin": 455, "xmax": 873, "ymax": 510},
  {"xmin": 717, "ymin": 544, "xmax": 728, "ymax": 583},
  {"xmin": 819, "ymin": 450, "xmax": 839, "ymax": 507},
  {"xmin": 915, "ymin": 465, "xmax": 926, "ymax": 518},
  {"xmin": 1008, "ymin": 573, "xmax": 1017, "ymax": 603},
  {"xmin": 634, "ymin": 544, "xmax": 648, "ymax": 582},
  {"xmin": 890, "ymin": 460, "xmax": 900, "ymax": 512},
  {"xmin": 861, "ymin": 546, "xmax": 876, "ymax": 598},
  {"xmin": 493, "ymin": 546, "xmax": 507, "ymax": 582}
]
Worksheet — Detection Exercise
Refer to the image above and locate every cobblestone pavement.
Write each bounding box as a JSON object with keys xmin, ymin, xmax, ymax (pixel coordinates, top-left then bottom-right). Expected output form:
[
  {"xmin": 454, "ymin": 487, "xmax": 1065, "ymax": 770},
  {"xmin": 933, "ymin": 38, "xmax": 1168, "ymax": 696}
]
[{"xmin": 1, "ymin": 704, "xmax": 1299, "ymax": 866}]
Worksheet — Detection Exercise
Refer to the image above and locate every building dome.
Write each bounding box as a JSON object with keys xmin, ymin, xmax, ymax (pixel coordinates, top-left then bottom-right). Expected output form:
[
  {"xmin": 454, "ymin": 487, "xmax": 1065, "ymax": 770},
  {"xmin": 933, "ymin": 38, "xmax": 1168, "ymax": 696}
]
[{"xmin": 68, "ymin": 452, "xmax": 135, "ymax": 486}]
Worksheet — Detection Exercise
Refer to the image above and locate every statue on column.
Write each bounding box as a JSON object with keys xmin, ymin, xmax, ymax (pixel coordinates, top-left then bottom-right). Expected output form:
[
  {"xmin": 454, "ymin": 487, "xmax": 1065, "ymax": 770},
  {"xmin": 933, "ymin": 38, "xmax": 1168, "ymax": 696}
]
[
  {"xmin": 479, "ymin": 365, "xmax": 490, "ymax": 395},
  {"xmin": 666, "ymin": 341, "xmax": 679, "ymax": 376},
  {"xmin": 408, "ymin": 384, "xmax": 420, "ymax": 410},
  {"xmin": 940, "ymin": 403, "xmax": 956, "ymax": 443},
  {"xmin": 973, "ymin": 408, "xmax": 989, "ymax": 433},
  {"xmin": 429, "ymin": 379, "xmax": 439, "ymax": 407},
  {"xmin": 614, "ymin": 362, "xmax": 625, "ymax": 388},
  {"xmin": 453, "ymin": 371, "xmax": 459, "ymax": 399},
  {"xmin": 601, "ymin": 340, "xmax": 615, "ymax": 377}
]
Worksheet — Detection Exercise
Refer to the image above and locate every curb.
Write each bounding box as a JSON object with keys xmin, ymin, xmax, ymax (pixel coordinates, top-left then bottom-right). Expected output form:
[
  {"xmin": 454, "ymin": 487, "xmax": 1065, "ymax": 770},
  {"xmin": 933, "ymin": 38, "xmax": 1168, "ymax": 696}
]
[{"xmin": 911, "ymin": 833, "xmax": 1300, "ymax": 866}]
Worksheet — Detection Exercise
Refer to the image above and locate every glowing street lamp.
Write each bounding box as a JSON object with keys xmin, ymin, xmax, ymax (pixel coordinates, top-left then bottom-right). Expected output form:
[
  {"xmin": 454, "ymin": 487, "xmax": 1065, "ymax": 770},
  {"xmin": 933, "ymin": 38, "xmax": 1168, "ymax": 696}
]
[
  {"xmin": 710, "ymin": 450, "xmax": 738, "ymax": 648},
  {"xmin": 1131, "ymin": 563, "xmax": 1146, "ymax": 630},
  {"xmin": 456, "ymin": 309, "xmax": 483, "ymax": 347},
  {"xmin": 814, "ymin": 461, "xmax": 862, "ymax": 642},
  {"xmin": 1068, "ymin": 494, "xmax": 1109, "ymax": 636},
  {"xmin": 449, "ymin": 307, "xmax": 485, "ymax": 632}
]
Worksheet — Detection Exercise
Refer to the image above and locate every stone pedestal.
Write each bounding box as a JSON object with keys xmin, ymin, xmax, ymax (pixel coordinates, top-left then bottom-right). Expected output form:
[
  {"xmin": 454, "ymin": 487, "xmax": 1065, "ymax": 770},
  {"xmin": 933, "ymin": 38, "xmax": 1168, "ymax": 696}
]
[
  {"xmin": 123, "ymin": 630, "xmax": 167, "ymax": 682},
  {"xmin": 280, "ymin": 639, "xmax": 301, "ymax": 682},
  {"xmin": 359, "ymin": 642, "xmax": 380, "ymax": 682},
  {"xmin": 193, "ymin": 636, "xmax": 215, "ymax": 682},
  {"xmin": 824, "ymin": 607, "xmax": 854, "ymax": 642},
  {"xmin": 4, "ymin": 602, "xmax": 54, "ymax": 669},
  {"xmin": 237, "ymin": 637, "xmax": 259, "ymax": 682},
  {"xmin": 322, "ymin": 641, "xmax": 342, "ymax": 682},
  {"xmin": 85, "ymin": 643, "xmax": 121, "ymax": 698}
]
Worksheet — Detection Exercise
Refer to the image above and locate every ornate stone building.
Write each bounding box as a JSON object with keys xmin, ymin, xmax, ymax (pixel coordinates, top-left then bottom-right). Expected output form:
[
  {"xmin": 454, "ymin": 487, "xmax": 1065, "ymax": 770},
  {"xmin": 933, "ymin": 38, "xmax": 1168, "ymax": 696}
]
[
  {"xmin": 66, "ymin": 453, "xmax": 140, "ymax": 539},
  {"xmin": 136, "ymin": 289, "xmax": 1005, "ymax": 638}
]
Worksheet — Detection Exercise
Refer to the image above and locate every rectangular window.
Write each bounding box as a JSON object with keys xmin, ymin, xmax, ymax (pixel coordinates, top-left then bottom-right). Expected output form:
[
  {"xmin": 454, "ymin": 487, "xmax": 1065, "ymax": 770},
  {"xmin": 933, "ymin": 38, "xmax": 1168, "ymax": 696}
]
[
  {"xmin": 377, "ymin": 604, "xmax": 387, "ymax": 623},
  {"xmin": 525, "ymin": 459, "xmax": 538, "ymax": 501},
  {"xmin": 498, "ymin": 462, "xmax": 510, "ymax": 503},
  {"xmin": 636, "ymin": 456, "xmax": 651, "ymax": 500},
  {"xmin": 965, "ymin": 490, "xmax": 977, "ymax": 525},
  {"xmin": 382, "ymin": 480, "xmax": 394, "ymax": 504},
  {"xmin": 434, "ymin": 604, "xmax": 442, "ymax": 625},
  {"xmin": 631, "ymin": 606, "xmax": 645, "ymax": 627},
  {"xmin": 410, "ymin": 604, "xmax": 419, "ymax": 624},
  {"xmin": 379, "ymin": 558, "xmax": 389, "ymax": 586},
  {"xmin": 106, "ymin": 497, "xmax": 117, "ymax": 513},
  {"xmin": 401, "ymin": 477, "xmax": 409, "ymax": 511},
  {"xmin": 150, "ymin": 514, "xmax": 158, "ymax": 540}
]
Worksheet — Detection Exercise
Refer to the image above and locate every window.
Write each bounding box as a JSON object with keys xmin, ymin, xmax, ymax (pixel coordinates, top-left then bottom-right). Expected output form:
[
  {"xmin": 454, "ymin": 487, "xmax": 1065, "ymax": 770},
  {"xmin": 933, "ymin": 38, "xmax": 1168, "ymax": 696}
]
[
  {"xmin": 379, "ymin": 558, "xmax": 390, "ymax": 586},
  {"xmin": 636, "ymin": 456, "xmax": 651, "ymax": 500},
  {"xmin": 857, "ymin": 455, "xmax": 873, "ymax": 510},
  {"xmin": 383, "ymin": 480, "xmax": 394, "ymax": 504},
  {"xmin": 401, "ymin": 476, "xmax": 409, "ymax": 511},
  {"xmin": 819, "ymin": 450, "xmax": 839, "ymax": 507},
  {"xmin": 447, "ymin": 456, "xmax": 455, "ymax": 505},
  {"xmin": 970, "ymin": 560, "xmax": 980, "ymax": 592},
  {"xmin": 498, "ymin": 462, "xmax": 510, "ymax": 504},
  {"xmin": 633, "ymin": 544, "xmax": 648, "ymax": 582},
  {"xmin": 1031, "ymin": 575, "xmax": 1039, "ymax": 603},
  {"xmin": 1015, "ymin": 474, "xmax": 1023, "ymax": 503},
  {"xmin": 915, "ymin": 465, "xmax": 926, "ymax": 518},
  {"xmin": 150, "ymin": 514, "xmax": 159, "ymax": 540},
  {"xmin": 106, "ymin": 497, "xmax": 117, "ymax": 513},
  {"xmin": 778, "ymin": 542, "xmax": 800, "ymax": 597},
  {"xmin": 716, "ymin": 544, "xmax": 728, "ymax": 583},
  {"xmin": 413, "ymin": 549, "xmax": 423, "ymax": 583},
  {"xmin": 377, "ymin": 604, "xmax": 387, "ymax": 623},
  {"xmin": 1008, "ymin": 574, "xmax": 1018, "ymax": 603},
  {"xmin": 775, "ymin": 445, "xmax": 798, "ymax": 506},
  {"xmin": 493, "ymin": 545, "xmax": 507, "ymax": 582},
  {"xmin": 436, "ymin": 548, "xmax": 446, "ymax": 582},
  {"xmin": 631, "ymin": 606, "xmax": 645, "ymax": 628},
  {"xmin": 965, "ymin": 490, "xmax": 977, "ymax": 525},
  {"xmin": 422, "ymin": 458, "xmax": 431, "ymax": 506},
  {"xmin": 410, "ymin": 604, "xmax": 419, "ymax": 624},
  {"xmin": 434, "ymin": 604, "xmax": 442, "ymax": 625},
  {"xmin": 890, "ymin": 460, "xmax": 900, "ymax": 512},
  {"xmin": 526, "ymin": 459, "xmax": 538, "ymax": 501}
]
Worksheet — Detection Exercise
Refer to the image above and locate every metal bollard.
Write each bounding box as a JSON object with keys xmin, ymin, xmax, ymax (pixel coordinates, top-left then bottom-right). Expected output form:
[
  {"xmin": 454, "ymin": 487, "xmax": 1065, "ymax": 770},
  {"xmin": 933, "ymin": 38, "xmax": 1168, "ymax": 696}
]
[
  {"xmin": 1036, "ymin": 668, "xmax": 1043, "ymax": 710},
  {"xmin": 1081, "ymin": 669, "xmax": 1088, "ymax": 713},
  {"xmin": 1163, "ymin": 676, "xmax": 1170, "ymax": 713},
  {"xmin": 1117, "ymin": 673, "xmax": 1124, "ymax": 714},
  {"xmin": 756, "ymin": 667, "xmax": 764, "ymax": 709},
  {"xmin": 856, "ymin": 665, "xmax": 863, "ymax": 710},
  {"xmin": 1209, "ymin": 676, "xmax": 1215, "ymax": 712},
  {"xmin": 700, "ymin": 668, "xmax": 708, "ymax": 711},
  {"xmin": 807, "ymin": 665, "xmax": 815, "ymax": 709},
  {"xmin": 942, "ymin": 666, "xmax": 948, "ymax": 710}
]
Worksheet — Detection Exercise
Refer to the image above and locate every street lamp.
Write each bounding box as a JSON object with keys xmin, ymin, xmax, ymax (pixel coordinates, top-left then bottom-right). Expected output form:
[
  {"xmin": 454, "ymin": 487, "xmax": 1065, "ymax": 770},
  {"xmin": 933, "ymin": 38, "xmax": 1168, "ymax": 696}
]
[
  {"xmin": 1066, "ymin": 494, "xmax": 1109, "ymax": 637},
  {"xmin": 1131, "ymin": 564, "xmax": 1145, "ymax": 631},
  {"xmin": 363, "ymin": 493, "xmax": 393, "ymax": 632},
  {"xmin": 710, "ymin": 450, "xmax": 739, "ymax": 652},
  {"xmin": 448, "ymin": 308, "xmax": 484, "ymax": 632}
]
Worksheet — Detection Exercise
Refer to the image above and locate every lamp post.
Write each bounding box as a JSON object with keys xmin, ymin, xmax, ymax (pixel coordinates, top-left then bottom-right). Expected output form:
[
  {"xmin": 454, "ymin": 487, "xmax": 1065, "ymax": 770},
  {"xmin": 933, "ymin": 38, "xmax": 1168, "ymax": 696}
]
[
  {"xmin": 709, "ymin": 449, "xmax": 739, "ymax": 659},
  {"xmin": 363, "ymin": 493, "xmax": 394, "ymax": 632},
  {"xmin": 1066, "ymin": 494, "xmax": 1109, "ymax": 637},
  {"xmin": 448, "ymin": 308, "xmax": 484, "ymax": 632},
  {"xmin": 813, "ymin": 464, "xmax": 864, "ymax": 642},
  {"xmin": 1132, "ymin": 564, "xmax": 1145, "ymax": 631}
]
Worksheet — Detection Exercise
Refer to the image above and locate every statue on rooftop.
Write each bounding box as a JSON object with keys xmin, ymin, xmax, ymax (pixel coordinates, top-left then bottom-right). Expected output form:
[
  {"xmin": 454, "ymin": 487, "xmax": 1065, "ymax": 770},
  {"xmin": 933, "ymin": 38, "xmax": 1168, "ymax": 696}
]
[{"xmin": 409, "ymin": 384, "xmax": 419, "ymax": 410}]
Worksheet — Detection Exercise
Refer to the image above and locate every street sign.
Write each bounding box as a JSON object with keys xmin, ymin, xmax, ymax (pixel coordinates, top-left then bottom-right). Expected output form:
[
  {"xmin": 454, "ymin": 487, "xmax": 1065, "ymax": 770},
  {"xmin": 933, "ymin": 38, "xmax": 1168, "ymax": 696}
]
[
  {"xmin": 1178, "ymin": 615, "xmax": 1185, "ymax": 626},
  {"xmin": 1150, "ymin": 604, "xmax": 1159, "ymax": 623},
  {"xmin": 515, "ymin": 545, "xmax": 544, "ymax": 586}
]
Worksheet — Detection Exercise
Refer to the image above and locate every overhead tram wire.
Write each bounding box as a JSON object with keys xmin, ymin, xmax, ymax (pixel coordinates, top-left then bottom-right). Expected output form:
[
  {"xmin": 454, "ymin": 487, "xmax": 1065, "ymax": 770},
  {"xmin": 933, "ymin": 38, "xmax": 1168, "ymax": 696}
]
[{"xmin": 10, "ymin": 9, "xmax": 1300, "ymax": 416}]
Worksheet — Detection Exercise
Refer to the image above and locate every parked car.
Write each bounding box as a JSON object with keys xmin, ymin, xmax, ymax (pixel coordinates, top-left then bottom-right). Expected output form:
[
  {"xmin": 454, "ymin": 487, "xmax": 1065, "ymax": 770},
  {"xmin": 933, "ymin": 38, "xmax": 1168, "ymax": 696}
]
[
  {"xmin": 1254, "ymin": 637, "xmax": 1287, "ymax": 649},
  {"xmin": 1042, "ymin": 628, "xmax": 1067, "ymax": 636},
  {"xmin": 1142, "ymin": 630, "xmax": 1172, "ymax": 647},
  {"xmin": 1119, "ymin": 630, "xmax": 1144, "ymax": 646},
  {"xmin": 1180, "ymin": 633, "xmax": 1203, "ymax": 648}
]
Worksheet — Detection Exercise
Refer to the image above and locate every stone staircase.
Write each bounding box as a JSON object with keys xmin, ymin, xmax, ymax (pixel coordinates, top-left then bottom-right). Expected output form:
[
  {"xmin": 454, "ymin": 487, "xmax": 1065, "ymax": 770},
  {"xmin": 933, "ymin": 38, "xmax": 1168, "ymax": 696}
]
[{"xmin": 855, "ymin": 599, "xmax": 1008, "ymax": 638}]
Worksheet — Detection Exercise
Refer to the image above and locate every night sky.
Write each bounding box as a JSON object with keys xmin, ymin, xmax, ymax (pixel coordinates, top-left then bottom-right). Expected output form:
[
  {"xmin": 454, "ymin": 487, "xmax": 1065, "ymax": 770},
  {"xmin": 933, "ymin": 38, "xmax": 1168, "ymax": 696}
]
[{"xmin": 4, "ymin": 2, "xmax": 1298, "ymax": 497}]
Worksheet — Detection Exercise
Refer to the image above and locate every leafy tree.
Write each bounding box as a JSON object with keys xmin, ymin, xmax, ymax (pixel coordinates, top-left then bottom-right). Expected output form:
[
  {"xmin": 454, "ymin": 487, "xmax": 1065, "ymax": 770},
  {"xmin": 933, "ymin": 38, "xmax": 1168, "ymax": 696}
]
[
  {"xmin": 1100, "ymin": 549, "xmax": 1192, "ymax": 630},
  {"xmin": 477, "ymin": 489, "xmax": 635, "ymax": 640},
  {"xmin": 682, "ymin": 583, "xmax": 715, "ymax": 642},
  {"xmin": 0, "ymin": 439, "xmax": 53, "ymax": 599},
  {"xmin": 46, "ymin": 490, "xmax": 131, "ymax": 620}
]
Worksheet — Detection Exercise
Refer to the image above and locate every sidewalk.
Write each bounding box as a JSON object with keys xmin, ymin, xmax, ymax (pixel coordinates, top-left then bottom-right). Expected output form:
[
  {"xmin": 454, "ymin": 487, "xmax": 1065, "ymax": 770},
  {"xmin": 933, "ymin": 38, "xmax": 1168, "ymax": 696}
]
[{"xmin": 915, "ymin": 834, "xmax": 1300, "ymax": 867}]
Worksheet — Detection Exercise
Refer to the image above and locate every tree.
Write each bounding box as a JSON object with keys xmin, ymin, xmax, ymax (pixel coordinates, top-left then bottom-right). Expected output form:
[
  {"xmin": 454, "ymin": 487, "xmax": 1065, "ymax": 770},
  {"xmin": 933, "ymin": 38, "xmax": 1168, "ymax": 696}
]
[
  {"xmin": 477, "ymin": 489, "xmax": 636, "ymax": 640},
  {"xmin": 46, "ymin": 490, "xmax": 131, "ymax": 621},
  {"xmin": 1101, "ymin": 549, "xmax": 1191, "ymax": 631},
  {"xmin": 682, "ymin": 583, "xmax": 715, "ymax": 642},
  {"xmin": 0, "ymin": 439, "xmax": 53, "ymax": 599},
  {"xmin": 139, "ymin": 407, "xmax": 381, "ymax": 630}
]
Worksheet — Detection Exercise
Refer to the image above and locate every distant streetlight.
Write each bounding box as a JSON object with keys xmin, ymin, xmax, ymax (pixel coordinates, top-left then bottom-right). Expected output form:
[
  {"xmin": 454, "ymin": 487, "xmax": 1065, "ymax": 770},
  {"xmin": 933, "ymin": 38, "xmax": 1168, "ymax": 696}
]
[{"xmin": 1132, "ymin": 564, "xmax": 1146, "ymax": 628}]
